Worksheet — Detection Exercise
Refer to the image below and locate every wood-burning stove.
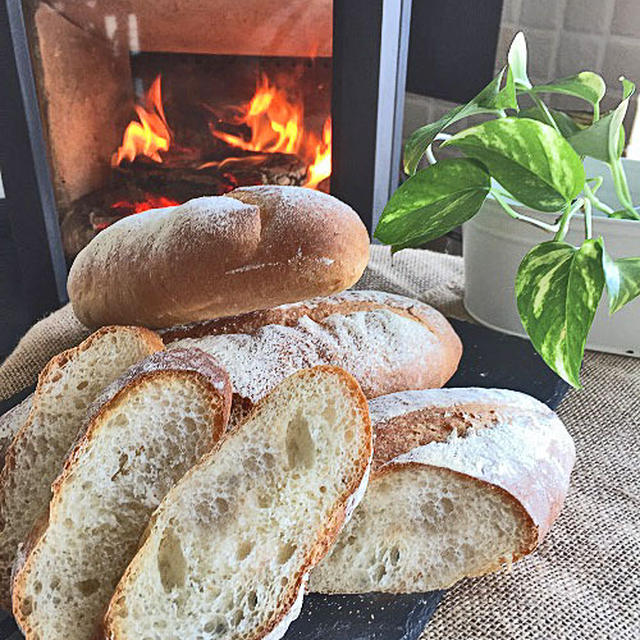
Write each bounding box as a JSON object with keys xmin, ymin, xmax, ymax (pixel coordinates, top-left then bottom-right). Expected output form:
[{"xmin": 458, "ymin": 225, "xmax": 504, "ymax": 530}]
[{"xmin": 0, "ymin": 0, "xmax": 411, "ymax": 355}]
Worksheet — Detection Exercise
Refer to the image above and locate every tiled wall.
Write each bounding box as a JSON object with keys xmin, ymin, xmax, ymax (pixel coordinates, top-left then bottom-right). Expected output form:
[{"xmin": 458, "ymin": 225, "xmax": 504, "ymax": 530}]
[{"xmin": 404, "ymin": 0, "xmax": 640, "ymax": 145}]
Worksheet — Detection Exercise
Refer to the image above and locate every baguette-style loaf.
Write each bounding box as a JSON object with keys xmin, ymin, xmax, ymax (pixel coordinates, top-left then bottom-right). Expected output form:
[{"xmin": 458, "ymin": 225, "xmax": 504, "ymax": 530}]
[
  {"xmin": 167, "ymin": 290, "xmax": 462, "ymax": 421},
  {"xmin": 310, "ymin": 388, "xmax": 575, "ymax": 594},
  {"xmin": 67, "ymin": 186, "xmax": 370, "ymax": 329},
  {"xmin": 101, "ymin": 366, "xmax": 373, "ymax": 640},
  {"xmin": 12, "ymin": 349, "xmax": 232, "ymax": 640},
  {"xmin": 0, "ymin": 326, "xmax": 163, "ymax": 606}
]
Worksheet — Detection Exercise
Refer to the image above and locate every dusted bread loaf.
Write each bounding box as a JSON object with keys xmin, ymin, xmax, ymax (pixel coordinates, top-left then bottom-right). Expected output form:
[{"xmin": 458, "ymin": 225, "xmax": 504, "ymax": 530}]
[
  {"xmin": 67, "ymin": 186, "xmax": 370, "ymax": 329},
  {"xmin": 310, "ymin": 388, "xmax": 575, "ymax": 594},
  {"xmin": 166, "ymin": 291, "xmax": 463, "ymax": 421}
]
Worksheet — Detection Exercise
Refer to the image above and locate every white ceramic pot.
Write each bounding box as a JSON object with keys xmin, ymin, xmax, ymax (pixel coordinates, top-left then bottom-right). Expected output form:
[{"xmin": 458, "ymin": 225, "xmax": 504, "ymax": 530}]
[{"xmin": 463, "ymin": 159, "xmax": 640, "ymax": 357}]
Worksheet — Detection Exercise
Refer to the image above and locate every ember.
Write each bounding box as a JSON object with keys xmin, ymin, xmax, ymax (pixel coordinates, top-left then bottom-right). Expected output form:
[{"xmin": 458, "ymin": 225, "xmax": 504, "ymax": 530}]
[{"xmin": 91, "ymin": 194, "xmax": 180, "ymax": 230}]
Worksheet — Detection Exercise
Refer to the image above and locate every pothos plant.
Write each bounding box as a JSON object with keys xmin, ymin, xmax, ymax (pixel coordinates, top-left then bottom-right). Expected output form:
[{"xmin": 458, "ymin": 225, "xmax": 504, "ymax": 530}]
[{"xmin": 375, "ymin": 32, "xmax": 640, "ymax": 389}]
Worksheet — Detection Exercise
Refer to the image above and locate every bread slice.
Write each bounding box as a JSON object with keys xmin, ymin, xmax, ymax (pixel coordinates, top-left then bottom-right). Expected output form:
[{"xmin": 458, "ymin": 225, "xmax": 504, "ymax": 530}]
[
  {"xmin": 0, "ymin": 395, "xmax": 33, "ymax": 461},
  {"xmin": 168, "ymin": 290, "xmax": 462, "ymax": 424},
  {"xmin": 309, "ymin": 388, "xmax": 576, "ymax": 594},
  {"xmin": 101, "ymin": 366, "xmax": 373, "ymax": 640},
  {"xmin": 12, "ymin": 348, "xmax": 232, "ymax": 640},
  {"xmin": 0, "ymin": 326, "xmax": 163, "ymax": 606}
]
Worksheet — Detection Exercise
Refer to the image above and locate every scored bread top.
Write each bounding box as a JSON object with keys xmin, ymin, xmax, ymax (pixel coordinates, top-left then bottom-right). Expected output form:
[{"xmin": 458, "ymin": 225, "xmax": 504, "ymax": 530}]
[
  {"xmin": 165, "ymin": 291, "xmax": 462, "ymax": 416},
  {"xmin": 163, "ymin": 289, "xmax": 459, "ymax": 352},
  {"xmin": 368, "ymin": 388, "xmax": 576, "ymax": 542}
]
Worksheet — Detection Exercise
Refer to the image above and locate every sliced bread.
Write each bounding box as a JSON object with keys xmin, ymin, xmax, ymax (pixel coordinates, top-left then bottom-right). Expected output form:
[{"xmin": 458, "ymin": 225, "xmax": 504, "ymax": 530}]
[
  {"xmin": 168, "ymin": 290, "xmax": 462, "ymax": 424},
  {"xmin": 0, "ymin": 395, "xmax": 33, "ymax": 461},
  {"xmin": 309, "ymin": 388, "xmax": 576, "ymax": 594},
  {"xmin": 12, "ymin": 348, "xmax": 232, "ymax": 640},
  {"xmin": 101, "ymin": 366, "xmax": 373, "ymax": 640},
  {"xmin": 0, "ymin": 326, "xmax": 163, "ymax": 607}
]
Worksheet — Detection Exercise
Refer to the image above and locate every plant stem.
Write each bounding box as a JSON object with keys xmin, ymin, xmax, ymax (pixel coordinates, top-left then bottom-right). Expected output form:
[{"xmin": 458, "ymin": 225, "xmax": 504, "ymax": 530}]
[
  {"xmin": 583, "ymin": 198, "xmax": 593, "ymax": 240},
  {"xmin": 527, "ymin": 91, "xmax": 561, "ymax": 134},
  {"xmin": 586, "ymin": 176, "xmax": 603, "ymax": 194},
  {"xmin": 491, "ymin": 190, "xmax": 561, "ymax": 233},
  {"xmin": 593, "ymin": 102, "xmax": 600, "ymax": 123},
  {"xmin": 609, "ymin": 159, "xmax": 640, "ymax": 219},
  {"xmin": 553, "ymin": 199, "xmax": 583, "ymax": 242},
  {"xmin": 583, "ymin": 181, "xmax": 615, "ymax": 215}
]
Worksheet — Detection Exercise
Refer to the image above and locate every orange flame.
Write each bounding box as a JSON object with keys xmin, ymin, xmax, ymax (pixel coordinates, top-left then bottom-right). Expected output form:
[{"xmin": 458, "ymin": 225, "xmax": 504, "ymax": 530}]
[
  {"xmin": 305, "ymin": 117, "xmax": 332, "ymax": 189},
  {"xmin": 112, "ymin": 75, "xmax": 172, "ymax": 166},
  {"xmin": 211, "ymin": 74, "xmax": 331, "ymax": 188},
  {"xmin": 211, "ymin": 74, "xmax": 304, "ymax": 156}
]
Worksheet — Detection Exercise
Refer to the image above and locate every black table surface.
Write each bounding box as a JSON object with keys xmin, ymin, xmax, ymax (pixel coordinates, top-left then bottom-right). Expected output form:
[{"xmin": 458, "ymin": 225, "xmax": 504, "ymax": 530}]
[{"xmin": 0, "ymin": 318, "xmax": 569, "ymax": 640}]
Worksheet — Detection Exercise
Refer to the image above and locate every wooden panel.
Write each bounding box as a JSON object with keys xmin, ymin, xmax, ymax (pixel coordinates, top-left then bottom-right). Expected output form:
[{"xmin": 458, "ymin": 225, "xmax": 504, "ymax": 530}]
[
  {"xmin": 42, "ymin": 0, "xmax": 332, "ymax": 57},
  {"xmin": 30, "ymin": 3, "xmax": 133, "ymax": 206}
]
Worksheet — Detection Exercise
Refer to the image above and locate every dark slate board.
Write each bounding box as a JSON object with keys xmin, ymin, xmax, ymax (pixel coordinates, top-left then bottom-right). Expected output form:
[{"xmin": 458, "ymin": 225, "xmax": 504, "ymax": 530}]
[{"xmin": 0, "ymin": 319, "xmax": 569, "ymax": 640}]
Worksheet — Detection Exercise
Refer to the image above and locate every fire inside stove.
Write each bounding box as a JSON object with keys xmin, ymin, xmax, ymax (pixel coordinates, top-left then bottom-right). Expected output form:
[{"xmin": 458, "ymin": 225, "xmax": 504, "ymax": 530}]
[
  {"xmin": 58, "ymin": 54, "xmax": 332, "ymax": 258},
  {"xmin": 109, "ymin": 71, "xmax": 331, "ymax": 219}
]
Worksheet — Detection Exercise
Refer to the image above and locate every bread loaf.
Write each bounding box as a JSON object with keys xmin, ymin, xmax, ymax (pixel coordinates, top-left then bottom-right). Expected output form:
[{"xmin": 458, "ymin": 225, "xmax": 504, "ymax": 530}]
[
  {"xmin": 12, "ymin": 349, "xmax": 232, "ymax": 640},
  {"xmin": 67, "ymin": 186, "xmax": 370, "ymax": 329},
  {"xmin": 309, "ymin": 388, "xmax": 575, "ymax": 594},
  {"xmin": 167, "ymin": 290, "xmax": 462, "ymax": 422},
  {"xmin": 101, "ymin": 366, "xmax": 372, "ymax": 640},
  {"xmin": 0, "ymin": 326, "xmax": 163, "ymax": 606}
]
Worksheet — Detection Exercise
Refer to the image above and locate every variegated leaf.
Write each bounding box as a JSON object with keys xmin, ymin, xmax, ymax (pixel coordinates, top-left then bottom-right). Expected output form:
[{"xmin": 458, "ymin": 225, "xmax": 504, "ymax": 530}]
[
  {"xmin": 531, "ymin": 72, "xmax": 606, "ymax": 107},
  {"xmin": 516, "ymin": 239, "xmax": 605, "ymax": 388},
  {"xmin": 444, "ymin": 118, "xmax": 585, "ymax": 211},
  {"xmin": 402, "ymin": 67, "xmax": 516, "ymax": 176},
  {"xmin": 374, "ymin": 158, "xmax": 490, "ymax": 250},
  {"xmin": 602, "ymin": 250, "xmax": 640, "ymax": 314}
]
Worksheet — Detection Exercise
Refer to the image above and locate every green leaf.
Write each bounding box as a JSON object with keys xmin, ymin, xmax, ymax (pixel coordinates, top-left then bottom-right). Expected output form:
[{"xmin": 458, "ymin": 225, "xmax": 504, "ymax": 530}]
[
  {"xmin": 621, "ymin": 76, "xmax": 636, "ymax": 100},
  {"xmin": 569, "ymin": 78, "xmax": 636, "ymax": 162},
  {"xmin": 374, "ymin": 158, "xmax": 490, "ymax": 250},
  {"xmin": 404, "ymin": 107, "xmax": 465, "ymax": 176},
  {"xmin": 516, "ymin": 238, "xmax": 605, "ymax": 388},
  {"xmin": 602, "ymin": 250, "xmax": 640, "ymax": 313},
  {"xmin": 531, "ymin": 72, "xmax": 606, "ymax": 106},
  {"xmin": 402, "ymin": 68, "xmax": 516, "ymax": 175},
  {"xmin": 443, "ymin": 118, "xmax": 585, "ymax": 211},
  {"xmin": 608, "ymin": 207, "xmax": 640, "ymax": 220},
  {"xmin": 486, "ymin": 66, "xmax": 519, "ymax": 111},
  {"xmin": 518, "ymin": 105, "xmax": 581, "ymax": 138},
  {"xmin": 508, "ymin": 32, "xmax": 531, "ymax": 90}
]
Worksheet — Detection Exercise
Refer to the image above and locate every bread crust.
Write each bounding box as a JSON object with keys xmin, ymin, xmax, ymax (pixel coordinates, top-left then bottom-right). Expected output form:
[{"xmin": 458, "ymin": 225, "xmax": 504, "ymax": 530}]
[
  {"xmin": 310, "ymin": 388, "xmax": 576, "ymax": 594},
  {"xmin": 11, "ymin": 348, "xmax": 232, "ymax": 639},
  {"xmin": 0, "ymin": 326, "xmax": 163, "ymax": 609},
  {"xmin": 100, "ymin": 365, "xmax": 372, "ymax": 640},
  {"xmin": 368, "ymin": 387, "xmax": 575, "ymax": 543},
  {"xmin": 164, "ymin": 291, "xmax": 463, "ymax": 414},
  {"xmin": 67, "ymin": 186, "xmax": 371, "ymax": 329}
]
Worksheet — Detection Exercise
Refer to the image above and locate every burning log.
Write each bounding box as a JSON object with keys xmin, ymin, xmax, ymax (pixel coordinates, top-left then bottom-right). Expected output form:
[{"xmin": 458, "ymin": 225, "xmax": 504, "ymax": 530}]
[{"xmin": 60, "ymin": 152, "xmax": 308, "ymax": 260}]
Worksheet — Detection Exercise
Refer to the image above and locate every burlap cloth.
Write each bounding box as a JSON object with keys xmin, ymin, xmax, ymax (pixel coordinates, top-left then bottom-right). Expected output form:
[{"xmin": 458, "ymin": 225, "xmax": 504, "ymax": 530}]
[{"xmin": 1, "ymin": 245, "xmax": 638, "ymax": 638}]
